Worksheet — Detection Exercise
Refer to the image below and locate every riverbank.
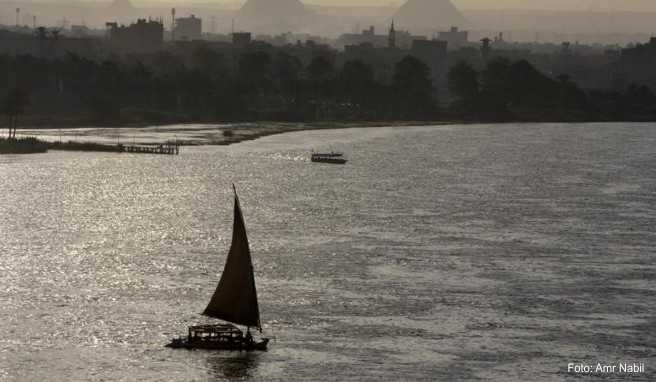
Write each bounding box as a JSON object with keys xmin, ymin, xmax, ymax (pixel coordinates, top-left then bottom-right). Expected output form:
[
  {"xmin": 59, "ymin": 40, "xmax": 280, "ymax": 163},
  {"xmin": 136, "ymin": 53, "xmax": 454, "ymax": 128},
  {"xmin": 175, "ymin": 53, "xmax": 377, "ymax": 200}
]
[
  {"xmin": 16, "ymin": 121, "xmax": 457, "ymax": 150},
  {"xmin": 6, "ymin": 118, "xmax": 651, "ymax": 155},
  {"xmin": 0, "ymin": 137, "xmax": 181, "ymax": 155},
  {"xmin": 0, "ymin": 137, "xmax": 132, "ymax": 155},
  {"xmin": 18, "ymin": 111, "xmax": 631, "ymax": 130},
  {"xmin": 4, "ymin": 123, "xmax": 300, "ymax": 154}
]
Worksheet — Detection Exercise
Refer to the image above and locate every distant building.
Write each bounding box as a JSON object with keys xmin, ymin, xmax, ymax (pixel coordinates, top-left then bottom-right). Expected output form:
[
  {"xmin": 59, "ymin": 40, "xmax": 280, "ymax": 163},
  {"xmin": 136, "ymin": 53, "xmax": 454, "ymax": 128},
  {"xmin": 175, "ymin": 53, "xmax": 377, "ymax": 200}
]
[
  {"xmin": 396, "ymin": 30, "xmax": 426, "ymax": 50},
  {"xmin": 338, "ymin": 26, "xmax": 386, "ymax": 49},
  {"xmin": 341, "ymin": 42, "xmax": 403, "ymax": 83},
  {"xmin": 388, "ymin": 21, "xmax": 396, "ymax": 49},
  {"xmin": 255, "ymin": 32, "xmax": 289, "ymax": 46},
  {"xmin": 0, "ymin": 28, "xmax": 101, "ymax": 58},
  {"xmin": 70, "ymin": 25, "xmax": 91, "ymax": 38},
  {"xmin": 621, "ymin": 37, "xmax": 656, "ymax": 59},
  {"xmin": 106, "ymin": 18, "xmax": 163, "ymax": 52},
  {"xmin": 338, "ymin": 25, "xmax": 423, "ymax": 50},
  {"xmin": 617, "ymin": 37, "xmax": 656, "ymax": 91},
  {"xmin": 438, "ymin": 26, "xmax": 468, "ymax": 50},
  {"xmin": 232, "ymin": 32, "xmax": 252, "ymax": 47},
  {"xmin": 175, "ymin": 14, "xmax": 202, "ymax": 41}
]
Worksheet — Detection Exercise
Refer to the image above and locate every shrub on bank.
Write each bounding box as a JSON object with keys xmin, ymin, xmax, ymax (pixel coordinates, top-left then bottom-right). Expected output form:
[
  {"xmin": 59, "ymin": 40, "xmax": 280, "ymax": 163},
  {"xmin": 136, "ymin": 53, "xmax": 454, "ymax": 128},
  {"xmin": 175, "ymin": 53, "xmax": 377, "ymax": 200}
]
[
  {"xmin": 49, "ymin": 141, "xmax": 124, "ymax": 152},
  {"xmin": 0, "ymin": 137, "xmax": 49, "ymax": 154},
  {"xmin": 0, "ymin": 137, "xmax": 125, "ymax": 154}
]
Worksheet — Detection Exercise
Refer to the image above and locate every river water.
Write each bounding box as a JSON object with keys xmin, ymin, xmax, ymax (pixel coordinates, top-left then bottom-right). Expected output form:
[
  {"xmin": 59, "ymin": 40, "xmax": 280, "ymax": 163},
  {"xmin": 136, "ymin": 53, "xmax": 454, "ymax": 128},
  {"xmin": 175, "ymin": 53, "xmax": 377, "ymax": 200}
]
[{"xmin": 0, "ymin": 123, "xmax": 654, "ymax": 381}]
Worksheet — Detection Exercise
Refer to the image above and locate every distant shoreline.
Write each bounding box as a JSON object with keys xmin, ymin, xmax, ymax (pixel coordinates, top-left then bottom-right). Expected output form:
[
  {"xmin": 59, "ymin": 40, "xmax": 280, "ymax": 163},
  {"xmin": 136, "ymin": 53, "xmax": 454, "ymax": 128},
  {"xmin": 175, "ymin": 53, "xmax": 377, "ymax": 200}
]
[
  {"xmin": 208, "ymin": 118, "xmax": 655, "ymax": 147},
  {"xmin": 14, "ymin": 120, "xmax": 460, "ymax": 149},
  {"xmin": 18, "ymin": 114, "xmax": 647, "ymax": 130},
  {"xmin": 5, "ymin": 119, "xmax": 655, "ymax": 154}
]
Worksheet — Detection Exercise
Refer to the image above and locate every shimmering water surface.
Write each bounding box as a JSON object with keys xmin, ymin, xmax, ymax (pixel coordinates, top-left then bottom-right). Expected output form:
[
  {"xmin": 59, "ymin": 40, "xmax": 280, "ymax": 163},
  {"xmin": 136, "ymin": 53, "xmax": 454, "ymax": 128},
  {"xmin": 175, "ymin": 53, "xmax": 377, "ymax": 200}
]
[{"xmin": 1, "ymin": 123, "xmax": 655, "ymax": 381}]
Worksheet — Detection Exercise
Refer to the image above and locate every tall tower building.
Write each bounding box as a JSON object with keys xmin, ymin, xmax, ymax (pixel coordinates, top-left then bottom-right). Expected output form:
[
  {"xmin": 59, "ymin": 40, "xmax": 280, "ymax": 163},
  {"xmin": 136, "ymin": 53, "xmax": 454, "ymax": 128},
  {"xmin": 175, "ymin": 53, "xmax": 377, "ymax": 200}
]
[
  {"xmin": 388, "ymin": 21, "xmax": 396, "ymax": 48},
  {"xmin": 174, "ymin": 14, "xmax": 202, "ymax": 41}
]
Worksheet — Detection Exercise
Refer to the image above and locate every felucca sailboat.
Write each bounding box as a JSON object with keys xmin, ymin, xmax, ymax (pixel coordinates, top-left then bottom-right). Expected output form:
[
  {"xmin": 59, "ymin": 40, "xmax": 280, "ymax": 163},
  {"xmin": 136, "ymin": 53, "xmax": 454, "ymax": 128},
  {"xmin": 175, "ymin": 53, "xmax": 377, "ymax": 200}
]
[{"xmin": 167, "ymin": 186, "xmax": 269, "ymax": 351}]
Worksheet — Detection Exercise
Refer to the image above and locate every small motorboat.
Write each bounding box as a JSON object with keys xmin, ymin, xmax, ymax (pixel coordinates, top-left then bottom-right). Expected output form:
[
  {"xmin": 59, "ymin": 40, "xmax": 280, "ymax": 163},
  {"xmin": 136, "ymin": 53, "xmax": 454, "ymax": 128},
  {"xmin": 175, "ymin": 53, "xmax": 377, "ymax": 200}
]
[{"xmin": 311, "ymin": 152, "xmax": 347, "ymax": 164}]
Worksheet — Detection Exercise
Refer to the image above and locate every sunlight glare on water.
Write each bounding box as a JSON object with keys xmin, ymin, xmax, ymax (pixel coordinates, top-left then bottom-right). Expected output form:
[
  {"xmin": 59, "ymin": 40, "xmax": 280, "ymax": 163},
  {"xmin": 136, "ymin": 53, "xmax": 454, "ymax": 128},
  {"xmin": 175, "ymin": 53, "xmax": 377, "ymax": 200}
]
[{"xmin": 0, "ymin": 123, "xmax": 655, "ymax": 381}]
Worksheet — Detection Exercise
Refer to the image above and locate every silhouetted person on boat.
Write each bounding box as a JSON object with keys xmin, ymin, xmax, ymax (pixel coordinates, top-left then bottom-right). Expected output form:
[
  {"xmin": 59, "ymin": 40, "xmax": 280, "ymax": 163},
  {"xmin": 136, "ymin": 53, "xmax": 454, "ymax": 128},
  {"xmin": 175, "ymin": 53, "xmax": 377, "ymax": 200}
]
[{"xmin": 245, "ymin": 329, "xmax": 253, "ymax": 345}]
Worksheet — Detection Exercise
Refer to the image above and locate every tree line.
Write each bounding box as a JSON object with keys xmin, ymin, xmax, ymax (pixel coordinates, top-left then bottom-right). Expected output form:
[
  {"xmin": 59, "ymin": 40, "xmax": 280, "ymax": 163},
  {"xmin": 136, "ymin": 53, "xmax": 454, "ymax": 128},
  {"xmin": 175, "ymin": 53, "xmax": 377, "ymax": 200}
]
[
  {"xmin": 447, "ymin": 58, "xmax": 656, "ymax": 121},
  {"xmin": 3, "ymin": 49, "xmax": 656, "ymax": 133},
  {"xmin": 1, "ymin": 50, "xmax": 437, "ymax": 127}
]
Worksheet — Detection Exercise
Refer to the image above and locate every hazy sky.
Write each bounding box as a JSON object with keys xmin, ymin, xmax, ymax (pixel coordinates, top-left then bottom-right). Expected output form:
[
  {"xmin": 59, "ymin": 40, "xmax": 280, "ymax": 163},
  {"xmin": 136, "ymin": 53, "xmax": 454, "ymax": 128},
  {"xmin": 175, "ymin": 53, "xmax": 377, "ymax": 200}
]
[
  {"xmin": 30, "ymin": 0, "xmax": 656, "ymax": 13},
  {"xmin": 300, "ymin": 0, "xmax": 656, "ymax": 12}
]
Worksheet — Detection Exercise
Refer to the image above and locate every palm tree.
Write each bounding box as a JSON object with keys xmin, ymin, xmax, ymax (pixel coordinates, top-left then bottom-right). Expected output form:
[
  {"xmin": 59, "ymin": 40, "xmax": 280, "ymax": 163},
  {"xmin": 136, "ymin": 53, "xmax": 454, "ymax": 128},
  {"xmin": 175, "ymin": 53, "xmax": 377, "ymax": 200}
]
[{"xmin": 4, "ymin": 88, "xmax": 30, "ymax": 139}]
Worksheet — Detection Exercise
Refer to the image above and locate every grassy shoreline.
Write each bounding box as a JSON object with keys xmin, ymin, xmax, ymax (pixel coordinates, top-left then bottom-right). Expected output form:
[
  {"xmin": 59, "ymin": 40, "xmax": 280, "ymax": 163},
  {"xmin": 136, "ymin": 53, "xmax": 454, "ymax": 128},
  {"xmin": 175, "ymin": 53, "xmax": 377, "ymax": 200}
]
[{"xmin": 10, "ymin": 121, "xmax": 457, "ymax": 153}]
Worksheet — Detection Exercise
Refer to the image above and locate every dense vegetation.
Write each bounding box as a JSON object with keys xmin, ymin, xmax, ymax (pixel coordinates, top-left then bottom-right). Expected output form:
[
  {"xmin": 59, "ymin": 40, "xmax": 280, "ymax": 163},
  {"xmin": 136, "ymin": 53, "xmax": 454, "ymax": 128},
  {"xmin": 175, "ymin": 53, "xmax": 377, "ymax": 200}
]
[
  {"xmin": 2, "ymin": 50, "xmax": 656, "ymax": 129},
  {"xmin": 0, "ymin": 51, "xmax": 437, "ymax": 125},
  {"xmin": 0, "ymin": 137, "xmax": 48, "ymax": 154},
  {"xmin": 448, "ymin": 58, "xmax": 656, "ymax": 121}
]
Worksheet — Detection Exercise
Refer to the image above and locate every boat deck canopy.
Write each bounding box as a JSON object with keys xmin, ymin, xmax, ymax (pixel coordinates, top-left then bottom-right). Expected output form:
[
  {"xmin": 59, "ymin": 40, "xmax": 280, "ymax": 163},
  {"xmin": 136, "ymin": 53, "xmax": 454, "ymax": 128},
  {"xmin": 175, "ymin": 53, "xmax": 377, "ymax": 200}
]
[{"xmin": 188, "ymin": 324, "xmax": 242, "ymax": 335}]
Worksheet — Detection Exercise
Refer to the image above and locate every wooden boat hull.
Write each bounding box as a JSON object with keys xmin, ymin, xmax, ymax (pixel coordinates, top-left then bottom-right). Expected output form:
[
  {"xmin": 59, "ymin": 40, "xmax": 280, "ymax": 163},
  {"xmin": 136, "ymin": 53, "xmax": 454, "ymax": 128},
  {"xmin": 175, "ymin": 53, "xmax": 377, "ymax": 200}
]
[
  {"xmin": 166, "ymin": 337, "xmax": 269, "ymax": 351},
  {"xmin": 311, "ymin": 157, "xmax": 347, "ymax": 164}
]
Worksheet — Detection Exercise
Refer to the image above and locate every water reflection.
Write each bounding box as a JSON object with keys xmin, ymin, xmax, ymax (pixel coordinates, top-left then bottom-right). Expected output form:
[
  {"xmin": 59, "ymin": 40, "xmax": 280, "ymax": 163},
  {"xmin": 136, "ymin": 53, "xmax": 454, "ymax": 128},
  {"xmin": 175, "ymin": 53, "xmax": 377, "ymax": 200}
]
[
  {"xmin": 207, "ymin": 352, "xmax": 260, "ymax": 380},
  {"xmin": 2, "ymin": 123, "xmax": 656, "ymax": 381}
]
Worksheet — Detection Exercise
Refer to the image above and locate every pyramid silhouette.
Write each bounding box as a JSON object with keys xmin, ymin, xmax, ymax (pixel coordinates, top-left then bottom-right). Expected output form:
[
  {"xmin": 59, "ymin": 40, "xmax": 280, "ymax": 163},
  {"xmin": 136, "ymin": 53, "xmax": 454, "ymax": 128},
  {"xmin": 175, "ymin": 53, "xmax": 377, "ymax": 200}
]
[
  {"xmin": 393, "ymin": 0, "xmax": 466, "ymax": 30},
  {"xmin": 238, "ymin": 0, "xmax": 312, "ymax": 32},
  {"xmin": 106, "ymin": 0, "xmax": 137, "ymax": 21},
  {"xmin": 107, "ymin": 0, "xmax": 135, "ymax": 11}
]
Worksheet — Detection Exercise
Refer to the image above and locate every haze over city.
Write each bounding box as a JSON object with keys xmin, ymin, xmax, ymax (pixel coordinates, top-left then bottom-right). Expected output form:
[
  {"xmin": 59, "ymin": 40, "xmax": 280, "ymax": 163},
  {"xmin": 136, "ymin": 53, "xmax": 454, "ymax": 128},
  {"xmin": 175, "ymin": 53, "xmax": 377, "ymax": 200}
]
[
  {"xmin": 93, "ymin": 0, "xmax": 656, "ymax": 12},
  {"xmin": 4, "ymin": 0, "xmax": 656, "ymax": 40}
]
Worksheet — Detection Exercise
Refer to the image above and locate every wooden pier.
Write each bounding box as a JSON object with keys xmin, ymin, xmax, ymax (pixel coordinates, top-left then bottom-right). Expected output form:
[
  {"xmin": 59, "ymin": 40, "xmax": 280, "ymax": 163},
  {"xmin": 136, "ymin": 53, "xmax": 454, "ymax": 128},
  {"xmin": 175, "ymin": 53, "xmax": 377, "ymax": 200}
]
[{"xmin": 122, "ymin": 143, "xmax": 179, "ymax": 155}]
